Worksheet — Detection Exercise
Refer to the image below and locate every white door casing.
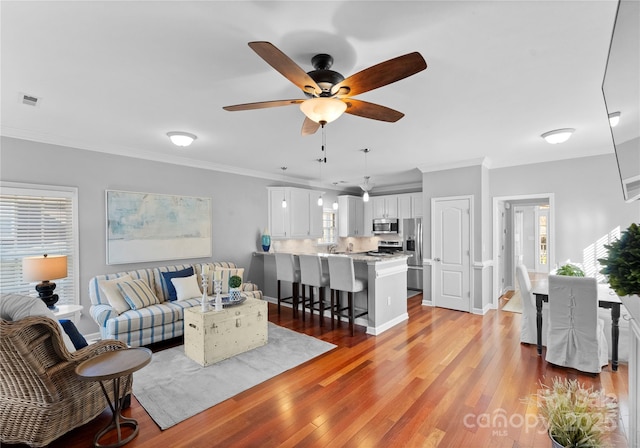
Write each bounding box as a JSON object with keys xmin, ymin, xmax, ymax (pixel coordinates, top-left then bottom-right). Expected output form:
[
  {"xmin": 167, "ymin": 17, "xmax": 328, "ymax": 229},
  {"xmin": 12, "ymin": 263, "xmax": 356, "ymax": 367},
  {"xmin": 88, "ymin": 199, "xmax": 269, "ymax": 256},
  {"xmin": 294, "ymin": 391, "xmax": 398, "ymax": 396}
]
[{"xmin": 432, "ymin": 196, "xmax": 471, "ymax": 312}]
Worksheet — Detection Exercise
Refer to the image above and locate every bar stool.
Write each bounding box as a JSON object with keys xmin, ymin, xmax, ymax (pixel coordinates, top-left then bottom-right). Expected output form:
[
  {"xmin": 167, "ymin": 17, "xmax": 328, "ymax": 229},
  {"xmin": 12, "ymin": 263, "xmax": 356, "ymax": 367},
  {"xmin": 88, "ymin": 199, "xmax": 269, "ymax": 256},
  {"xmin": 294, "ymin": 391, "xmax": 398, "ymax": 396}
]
[
  {"xmin": 298, "ymin": 254, "xmax": 332, "ymax": 326},
  {"xmin": 275, "ymin": 253, "xmax": 302, "ymax": 319},
  {"xmin": 327, "ymin": 256, "xmax": 368, "ymax": 336}
]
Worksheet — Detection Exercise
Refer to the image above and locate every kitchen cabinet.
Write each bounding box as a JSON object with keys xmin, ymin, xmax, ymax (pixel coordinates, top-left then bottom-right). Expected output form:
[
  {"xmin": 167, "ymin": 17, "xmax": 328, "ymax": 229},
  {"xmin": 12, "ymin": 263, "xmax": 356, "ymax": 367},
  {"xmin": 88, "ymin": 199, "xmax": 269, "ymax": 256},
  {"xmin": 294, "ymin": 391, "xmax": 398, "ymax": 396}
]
[
  {"xmin": 267, "ymin": 187, "xmax": 323, "ymax": 239},
  {"xmin": 338, "ymin": 195, "xmax": 366, "ymax": 237},
  {"xmin": 372, "ymin": 195, "xmax": 398, "ymax": 219},
  {"xmin": 398, "ymin": 193, "xmax": 423, "ymax": 219}
]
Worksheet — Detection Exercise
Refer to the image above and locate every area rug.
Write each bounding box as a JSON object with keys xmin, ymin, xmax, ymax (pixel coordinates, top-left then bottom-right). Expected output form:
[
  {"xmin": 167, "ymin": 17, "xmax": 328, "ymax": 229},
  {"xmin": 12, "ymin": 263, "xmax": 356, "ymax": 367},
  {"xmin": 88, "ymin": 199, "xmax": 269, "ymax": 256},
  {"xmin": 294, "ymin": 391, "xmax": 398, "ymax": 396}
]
[
  {"xmin": 502, "ymin": 290, "xmax": 523, "ymax": 313},
  {"xmin": 132, "ymin": 322, "xmax": 336, "ymax": 430}
]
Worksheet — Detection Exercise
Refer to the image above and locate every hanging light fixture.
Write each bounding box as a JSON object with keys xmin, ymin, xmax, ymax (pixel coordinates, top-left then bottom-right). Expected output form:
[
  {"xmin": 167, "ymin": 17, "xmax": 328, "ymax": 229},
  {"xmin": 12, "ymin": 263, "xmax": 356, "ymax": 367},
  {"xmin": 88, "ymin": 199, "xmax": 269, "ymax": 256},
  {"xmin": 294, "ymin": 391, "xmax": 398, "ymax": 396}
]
[
  {"xmin": 299, "ymin": 98, "xmax": 347, "ymax": 124},
  {"xmin": 332, "ymin": 182, "xmax": 339, "ymax": 210},
  {"xmin": 608, "ymin": 111, "xmax": 621, "ymax": 127},
  {"xmin": 541, "ymin": 128, "xmax": 575, "ymax": 144},
  {"xmin": 359, "ymin": 148, "xmax": 374, "ymax": 202},
  {"xmin": 280, "ymin": 167, "xmax": 288, "ymax": 208},
  {"xmin": 167, "ymin": 131, "xmax": 197, "ymax": 147}
]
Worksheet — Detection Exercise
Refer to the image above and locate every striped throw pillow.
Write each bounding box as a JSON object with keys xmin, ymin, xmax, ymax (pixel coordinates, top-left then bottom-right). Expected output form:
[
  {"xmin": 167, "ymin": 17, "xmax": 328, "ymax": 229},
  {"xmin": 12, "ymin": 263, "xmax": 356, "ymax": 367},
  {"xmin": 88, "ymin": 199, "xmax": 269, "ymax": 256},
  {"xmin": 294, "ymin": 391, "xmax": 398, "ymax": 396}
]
[{"xmin": 117, "ymin": 279, "xmax": 159, "ymax": 310}]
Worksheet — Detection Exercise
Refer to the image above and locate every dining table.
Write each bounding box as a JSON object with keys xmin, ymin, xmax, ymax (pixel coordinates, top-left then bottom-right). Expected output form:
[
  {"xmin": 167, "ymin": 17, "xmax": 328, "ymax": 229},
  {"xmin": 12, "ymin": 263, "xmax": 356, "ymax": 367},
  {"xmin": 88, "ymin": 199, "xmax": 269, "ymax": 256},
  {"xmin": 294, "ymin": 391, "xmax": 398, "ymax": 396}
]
[{"xmin": 531, "ymin": 279, "xmax": 622, "ymax": 371}]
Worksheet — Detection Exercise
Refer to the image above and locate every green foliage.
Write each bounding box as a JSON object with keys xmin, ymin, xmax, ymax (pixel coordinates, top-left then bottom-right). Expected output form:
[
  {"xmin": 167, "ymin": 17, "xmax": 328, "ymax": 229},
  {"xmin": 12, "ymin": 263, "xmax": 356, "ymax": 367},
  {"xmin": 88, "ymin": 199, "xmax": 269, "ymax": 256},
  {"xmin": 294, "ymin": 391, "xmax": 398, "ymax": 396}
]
[
  {"xmin": 556, "ymin": 264, "xmax": 585, "ymax": 277},
  {"xmin": 532, "ymin": 377, "xmax": 618, "ymax": 448},
  {"xmin": 599, "ymin": 222, "xmax": 640, "ymax": 296},
  {"xmin": 228, "ymin": 275, "xmax": 242, "ymax": 289}
]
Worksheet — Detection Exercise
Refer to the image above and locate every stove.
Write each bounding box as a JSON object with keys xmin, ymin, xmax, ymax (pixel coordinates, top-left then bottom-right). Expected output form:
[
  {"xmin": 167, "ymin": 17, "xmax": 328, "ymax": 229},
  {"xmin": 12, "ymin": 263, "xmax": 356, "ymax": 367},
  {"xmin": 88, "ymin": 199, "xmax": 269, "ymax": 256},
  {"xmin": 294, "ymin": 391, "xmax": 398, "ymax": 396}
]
[{"xmin": 367, "ymin": 240, "xmax": 403, "ymax": 256}]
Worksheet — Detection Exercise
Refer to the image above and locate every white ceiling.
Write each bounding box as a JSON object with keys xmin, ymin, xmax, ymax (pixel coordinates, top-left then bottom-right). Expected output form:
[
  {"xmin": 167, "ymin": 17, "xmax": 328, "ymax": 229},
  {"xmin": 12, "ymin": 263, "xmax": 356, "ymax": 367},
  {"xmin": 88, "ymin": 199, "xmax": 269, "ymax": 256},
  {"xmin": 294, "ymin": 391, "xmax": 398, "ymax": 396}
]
[{"xmin": 0, "ymin": 1, "xmax": 626, "ymax": 193}]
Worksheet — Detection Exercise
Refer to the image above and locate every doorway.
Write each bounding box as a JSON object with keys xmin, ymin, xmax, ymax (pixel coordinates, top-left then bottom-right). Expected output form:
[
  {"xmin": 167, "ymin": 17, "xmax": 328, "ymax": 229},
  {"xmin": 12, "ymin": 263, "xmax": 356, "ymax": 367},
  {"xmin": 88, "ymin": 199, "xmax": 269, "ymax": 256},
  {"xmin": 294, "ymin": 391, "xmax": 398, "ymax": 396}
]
[{"xmin": 492, "ymin": 194, "xmax": 555, "ymax": 308}]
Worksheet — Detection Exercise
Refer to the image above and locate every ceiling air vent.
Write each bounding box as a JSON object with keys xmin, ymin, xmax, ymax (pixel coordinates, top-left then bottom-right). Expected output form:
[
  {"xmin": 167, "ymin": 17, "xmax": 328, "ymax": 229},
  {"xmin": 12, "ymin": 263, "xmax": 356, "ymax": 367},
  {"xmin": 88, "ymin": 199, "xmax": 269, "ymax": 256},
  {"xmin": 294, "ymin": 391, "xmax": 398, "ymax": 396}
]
[{"xmin": 20, "ymin": 93, "xmax": 41, "ymax": 107}]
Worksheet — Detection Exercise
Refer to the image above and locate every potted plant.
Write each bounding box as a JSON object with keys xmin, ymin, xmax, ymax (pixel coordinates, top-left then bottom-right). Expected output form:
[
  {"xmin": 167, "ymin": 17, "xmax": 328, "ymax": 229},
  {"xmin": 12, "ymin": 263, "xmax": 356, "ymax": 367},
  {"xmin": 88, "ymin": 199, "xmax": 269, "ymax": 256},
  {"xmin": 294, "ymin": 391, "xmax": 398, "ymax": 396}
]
[
  {"xmin": 229, "ymin": 275, "xmax": 243, "ymax": 301},
  {"xmin": 598, "ymin": 222, "xmax": 640, "ymax": 297},
  {"xmin": 556, "ymin": 263, "xmax": 585, "ymax": 277},
  {"xmin": 533, "ymin": 377, "xmax": 618, "ymax": 447}
]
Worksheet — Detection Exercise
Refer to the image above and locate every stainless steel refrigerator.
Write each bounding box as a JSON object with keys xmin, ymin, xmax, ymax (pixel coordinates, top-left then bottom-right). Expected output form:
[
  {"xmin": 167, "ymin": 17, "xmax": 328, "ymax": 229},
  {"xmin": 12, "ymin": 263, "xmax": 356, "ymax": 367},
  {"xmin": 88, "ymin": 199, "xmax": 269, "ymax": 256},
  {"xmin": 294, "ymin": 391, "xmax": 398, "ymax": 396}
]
[{"xmin": 403, "ymin": 218, "xmax": 423, "ymax": 290}]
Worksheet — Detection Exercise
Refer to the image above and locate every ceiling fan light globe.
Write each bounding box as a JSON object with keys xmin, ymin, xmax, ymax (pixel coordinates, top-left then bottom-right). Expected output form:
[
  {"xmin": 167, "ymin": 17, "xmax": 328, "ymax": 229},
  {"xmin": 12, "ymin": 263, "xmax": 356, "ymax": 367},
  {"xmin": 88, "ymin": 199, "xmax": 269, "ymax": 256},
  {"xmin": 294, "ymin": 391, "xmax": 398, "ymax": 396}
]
[{"xmin": 300, "ymin": 98, "xmax": 347, "ymax": 124}]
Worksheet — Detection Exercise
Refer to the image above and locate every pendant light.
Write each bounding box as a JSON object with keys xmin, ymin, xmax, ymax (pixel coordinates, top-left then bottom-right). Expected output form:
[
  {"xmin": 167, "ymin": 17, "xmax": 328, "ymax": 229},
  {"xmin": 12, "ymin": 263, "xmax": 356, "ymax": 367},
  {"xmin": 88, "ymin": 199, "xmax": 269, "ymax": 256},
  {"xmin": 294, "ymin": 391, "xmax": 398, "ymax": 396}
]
[
  {"xmin": 360, "ymin": 148, "xmax": 374, "ymax": 202},
  {"xmin": 332, "ymin": 182, "xmax": 339, "ymax": 210},
  {"xmin": 280, "ymin": 167, "xmax": 288, "ymax": 208}
]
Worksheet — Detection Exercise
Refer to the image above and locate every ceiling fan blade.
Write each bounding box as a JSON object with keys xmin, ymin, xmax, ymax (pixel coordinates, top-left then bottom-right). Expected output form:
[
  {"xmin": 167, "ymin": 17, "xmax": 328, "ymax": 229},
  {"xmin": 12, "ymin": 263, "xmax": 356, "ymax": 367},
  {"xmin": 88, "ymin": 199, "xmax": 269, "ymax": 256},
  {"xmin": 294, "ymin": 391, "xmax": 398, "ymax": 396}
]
[
  {"xmin": 248, "ymin": 41, "xmax": 322, "ymax": 96},
  {"xmin": 343, "ymin": 99, "xmax": 405, "ymax": 122},
  {"xmin": 332, "ymin": 52, "xmax": 427, "ymax": 98},
  {"xmin": 223, "ymin": 99, "xmax": 304, "ymax": 111},
  {"xmin": 301, "ymin": 117, "xmax": 321, "ymax": 136}
]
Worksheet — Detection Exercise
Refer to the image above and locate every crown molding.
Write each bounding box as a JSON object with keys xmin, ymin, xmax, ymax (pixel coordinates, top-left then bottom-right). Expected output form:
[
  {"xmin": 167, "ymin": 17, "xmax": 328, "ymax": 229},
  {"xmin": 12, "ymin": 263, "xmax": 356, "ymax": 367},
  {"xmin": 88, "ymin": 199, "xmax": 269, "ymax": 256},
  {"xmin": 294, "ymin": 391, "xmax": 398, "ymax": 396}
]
[{"xmin": 418, "ymin": 157, "xmax": 492, "ymax": 173}]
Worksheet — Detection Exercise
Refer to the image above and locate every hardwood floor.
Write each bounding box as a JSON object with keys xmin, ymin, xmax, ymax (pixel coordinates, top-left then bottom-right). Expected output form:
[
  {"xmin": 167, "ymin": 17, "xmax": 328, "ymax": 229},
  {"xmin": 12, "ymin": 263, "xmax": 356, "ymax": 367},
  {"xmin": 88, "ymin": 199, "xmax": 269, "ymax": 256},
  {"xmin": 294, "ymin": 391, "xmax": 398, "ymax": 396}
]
[{"xmin": 11, "ymin": 295, "xmax": 629, "ymax": 447}]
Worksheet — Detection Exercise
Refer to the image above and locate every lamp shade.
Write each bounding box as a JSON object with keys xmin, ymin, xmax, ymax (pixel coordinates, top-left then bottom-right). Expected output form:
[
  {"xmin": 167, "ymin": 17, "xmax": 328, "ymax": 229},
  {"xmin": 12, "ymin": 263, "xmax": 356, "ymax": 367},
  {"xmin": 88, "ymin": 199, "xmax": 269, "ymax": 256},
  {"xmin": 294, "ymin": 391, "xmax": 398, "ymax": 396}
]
[
  {"xmin": 300, "ymin": 98, "xmax": 347, "ymax": 124},
  {"xmin": 23, "ymin": 255, "xmax": 68, "ymax": 282}
]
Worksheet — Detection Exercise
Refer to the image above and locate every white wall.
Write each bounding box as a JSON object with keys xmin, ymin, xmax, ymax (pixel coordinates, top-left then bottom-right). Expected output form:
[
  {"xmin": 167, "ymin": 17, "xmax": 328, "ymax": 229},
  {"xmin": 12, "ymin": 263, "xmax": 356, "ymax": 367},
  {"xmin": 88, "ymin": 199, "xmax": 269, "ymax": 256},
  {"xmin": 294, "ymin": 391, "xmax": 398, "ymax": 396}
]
[
  {"xmin": 0, "ymin": 137, "xmax": 320, "ymax": 333},
  {"xmin": 490, "ymin": 153, "xmax": 639, "ymax": 266}
]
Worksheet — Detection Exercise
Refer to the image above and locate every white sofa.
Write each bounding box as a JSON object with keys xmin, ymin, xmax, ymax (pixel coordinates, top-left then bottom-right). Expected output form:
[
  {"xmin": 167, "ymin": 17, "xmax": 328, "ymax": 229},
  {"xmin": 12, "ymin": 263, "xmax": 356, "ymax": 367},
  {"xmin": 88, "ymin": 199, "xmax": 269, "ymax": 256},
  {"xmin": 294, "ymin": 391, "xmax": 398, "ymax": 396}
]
[{"xmin": 88, "ymin": 262, "xmax": 262, "ymax": 347}]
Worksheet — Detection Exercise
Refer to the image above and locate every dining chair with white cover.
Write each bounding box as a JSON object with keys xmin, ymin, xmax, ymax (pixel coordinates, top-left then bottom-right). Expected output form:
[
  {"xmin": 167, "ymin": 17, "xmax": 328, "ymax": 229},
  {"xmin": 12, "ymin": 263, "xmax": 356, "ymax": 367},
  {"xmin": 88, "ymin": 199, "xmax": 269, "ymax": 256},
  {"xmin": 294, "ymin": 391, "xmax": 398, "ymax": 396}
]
[
  {"xmin": 515, "ymin": 264, "xmax": 548, "ymax": 346},
  {"xmin": 545, "ymin": 275, "xmax": 609, "ymax": 374}
]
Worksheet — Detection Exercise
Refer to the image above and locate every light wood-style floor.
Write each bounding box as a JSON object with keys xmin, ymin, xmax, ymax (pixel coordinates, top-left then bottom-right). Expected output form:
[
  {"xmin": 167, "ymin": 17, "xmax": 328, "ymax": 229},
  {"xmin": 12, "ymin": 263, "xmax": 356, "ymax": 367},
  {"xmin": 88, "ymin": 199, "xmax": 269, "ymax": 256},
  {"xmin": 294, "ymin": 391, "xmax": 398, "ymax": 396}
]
[{"xmin": 9, "ymin": 294, "xmax": 629, "ymax": 447}]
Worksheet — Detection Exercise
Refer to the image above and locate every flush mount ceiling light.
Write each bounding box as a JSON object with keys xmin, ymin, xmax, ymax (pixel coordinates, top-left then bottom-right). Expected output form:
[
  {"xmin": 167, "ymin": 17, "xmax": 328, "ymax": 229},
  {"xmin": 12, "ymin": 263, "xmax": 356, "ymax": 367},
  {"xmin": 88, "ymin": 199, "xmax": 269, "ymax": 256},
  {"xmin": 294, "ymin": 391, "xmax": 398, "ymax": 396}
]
[
  {"xmin": 541, "ymin": 128, "xmax": 575, "ymax": 144},
  {"xmin": 299, "ymin": 97, "xmax": 347, "ymax": 125},
  {"xmin": 608, "ymin": 111, "xmax": 621, "ymax": 127},
  {"xmin": 167, "ymin": 132, "xmax": 197, "ymax": 147}
]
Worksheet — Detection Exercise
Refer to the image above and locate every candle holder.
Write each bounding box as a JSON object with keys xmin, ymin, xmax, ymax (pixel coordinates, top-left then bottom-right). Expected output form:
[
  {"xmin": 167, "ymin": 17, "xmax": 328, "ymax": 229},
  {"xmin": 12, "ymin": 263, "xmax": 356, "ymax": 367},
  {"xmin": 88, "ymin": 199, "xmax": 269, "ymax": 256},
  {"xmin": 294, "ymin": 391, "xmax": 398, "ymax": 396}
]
[
  {"xmin": 201, "ymin": 271, "xmax": 210, "ymax": 312},
  {"xmin": 213, "ymin": 279, "xmax": 223, "ymax": 311}
]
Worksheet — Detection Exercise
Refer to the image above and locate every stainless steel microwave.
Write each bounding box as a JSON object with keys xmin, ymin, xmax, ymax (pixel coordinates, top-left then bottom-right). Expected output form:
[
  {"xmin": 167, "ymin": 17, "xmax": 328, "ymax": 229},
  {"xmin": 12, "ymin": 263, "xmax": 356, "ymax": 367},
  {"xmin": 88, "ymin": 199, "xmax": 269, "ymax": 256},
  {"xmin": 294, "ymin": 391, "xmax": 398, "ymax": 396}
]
[{"xmin": 372, "ymin": 218, "xmax": 399, "ymax": 234}]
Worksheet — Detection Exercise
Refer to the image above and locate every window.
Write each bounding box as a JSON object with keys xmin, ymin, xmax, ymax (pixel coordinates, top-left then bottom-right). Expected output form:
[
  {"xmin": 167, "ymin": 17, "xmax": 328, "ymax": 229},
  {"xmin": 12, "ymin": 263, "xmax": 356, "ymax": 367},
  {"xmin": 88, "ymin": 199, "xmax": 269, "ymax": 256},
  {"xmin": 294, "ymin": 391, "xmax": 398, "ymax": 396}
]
[
  {"xmin": 319, "ymin": 210, "xmax": 337, "ymax": 244},
  {"xmin": 0, "ymin": 182, "xmax": 79, "ymax": 305},
  {"xmin": 583, "ymin": 227, "xmax": 621, "ymax": 283}
]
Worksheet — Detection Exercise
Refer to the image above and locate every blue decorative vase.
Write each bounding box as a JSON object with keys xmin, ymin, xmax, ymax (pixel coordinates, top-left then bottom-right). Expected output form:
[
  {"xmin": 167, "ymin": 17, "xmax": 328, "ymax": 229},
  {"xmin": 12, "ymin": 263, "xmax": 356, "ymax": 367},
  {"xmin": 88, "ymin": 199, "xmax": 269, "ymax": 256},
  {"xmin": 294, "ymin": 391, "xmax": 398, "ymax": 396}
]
[{"xmin": 261, "ymin": 231, "xmax": 271, "ymax": 252}]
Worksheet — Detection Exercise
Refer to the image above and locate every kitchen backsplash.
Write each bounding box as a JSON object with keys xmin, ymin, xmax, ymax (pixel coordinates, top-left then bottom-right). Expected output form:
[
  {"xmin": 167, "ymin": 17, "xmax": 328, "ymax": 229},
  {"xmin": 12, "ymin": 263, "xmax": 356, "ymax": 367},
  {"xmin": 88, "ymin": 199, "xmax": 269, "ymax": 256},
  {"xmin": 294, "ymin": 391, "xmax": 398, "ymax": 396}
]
[{"xmin": 270, "ymin": 237, "xmax": 384, "ymax": 254}]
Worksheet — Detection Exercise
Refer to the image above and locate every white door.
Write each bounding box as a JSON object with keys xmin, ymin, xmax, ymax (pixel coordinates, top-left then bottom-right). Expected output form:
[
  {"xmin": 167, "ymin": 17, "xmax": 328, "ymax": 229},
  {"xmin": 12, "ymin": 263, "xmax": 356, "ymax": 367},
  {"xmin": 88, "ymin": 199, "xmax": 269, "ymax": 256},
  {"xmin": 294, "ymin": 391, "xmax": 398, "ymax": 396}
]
[{"xmin": 433, "ymin": 197, "xmax": 471, "ymax": 312}]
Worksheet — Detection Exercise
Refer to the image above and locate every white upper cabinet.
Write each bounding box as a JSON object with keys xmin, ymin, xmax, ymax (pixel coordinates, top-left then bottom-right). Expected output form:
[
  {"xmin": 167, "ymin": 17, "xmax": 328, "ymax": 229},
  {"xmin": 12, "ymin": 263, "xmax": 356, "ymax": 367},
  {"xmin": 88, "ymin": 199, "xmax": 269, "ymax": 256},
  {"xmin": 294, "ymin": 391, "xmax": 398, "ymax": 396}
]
[
  {"xmin": 268, "ymin": 187, "xmax": 323, "ymax": 239},
  {"xmin": 372, "ymin": 195, "xmax": 398, "ymax": 219},
  {"xmin": 411, "ymin": 192, "xmax": 423, "ymax": 217},
  {"xmin": 397, "ymin": 192, "xmax": 423, "ymax": 219},
  {"xmin": 338, "ymin": 195, "xmax": 366, "ymax": 237},
  {"xmin": 268, "ymin": 188, "xmax": 289, "ymax": 238},
  {"xmin": 398, "ymin": 194, "xmax": 412, "ymax": 219}
]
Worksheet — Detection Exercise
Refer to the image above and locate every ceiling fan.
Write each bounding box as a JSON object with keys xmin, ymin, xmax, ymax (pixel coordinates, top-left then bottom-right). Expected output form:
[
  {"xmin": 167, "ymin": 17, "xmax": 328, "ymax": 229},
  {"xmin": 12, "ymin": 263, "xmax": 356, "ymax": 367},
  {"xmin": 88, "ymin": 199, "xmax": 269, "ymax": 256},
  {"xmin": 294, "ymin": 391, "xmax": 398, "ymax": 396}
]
[{"xmin": 223, "ymin": 41, "xmax": 427, "ymax": 136}]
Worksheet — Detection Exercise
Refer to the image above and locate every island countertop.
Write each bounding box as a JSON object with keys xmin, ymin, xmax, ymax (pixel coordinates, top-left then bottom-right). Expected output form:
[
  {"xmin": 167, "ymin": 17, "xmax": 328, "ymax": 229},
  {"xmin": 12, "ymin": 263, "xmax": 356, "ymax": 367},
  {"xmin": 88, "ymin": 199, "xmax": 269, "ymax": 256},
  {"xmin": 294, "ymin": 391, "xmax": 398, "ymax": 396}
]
[{"xmin": 254, "ymin": 251, "xmax": 409, "ymax": 264}]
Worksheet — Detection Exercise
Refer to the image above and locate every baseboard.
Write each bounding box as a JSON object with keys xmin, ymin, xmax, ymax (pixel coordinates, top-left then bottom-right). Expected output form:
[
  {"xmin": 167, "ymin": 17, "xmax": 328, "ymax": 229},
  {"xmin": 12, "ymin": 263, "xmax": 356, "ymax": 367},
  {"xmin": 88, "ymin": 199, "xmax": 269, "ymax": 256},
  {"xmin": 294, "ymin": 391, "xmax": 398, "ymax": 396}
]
[{"xmin": 366, "ymin": 313, "xmax": 409, "ymax": 335}]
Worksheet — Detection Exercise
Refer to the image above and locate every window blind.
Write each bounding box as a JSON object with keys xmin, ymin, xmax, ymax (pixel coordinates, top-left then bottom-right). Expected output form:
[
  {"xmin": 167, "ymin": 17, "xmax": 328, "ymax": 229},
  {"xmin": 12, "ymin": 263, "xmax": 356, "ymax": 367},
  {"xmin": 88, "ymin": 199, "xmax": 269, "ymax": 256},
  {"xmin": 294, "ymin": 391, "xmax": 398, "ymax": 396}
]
[{"xmin": 0, "ymin": 183, "xmax": 79, "ymax": 305}]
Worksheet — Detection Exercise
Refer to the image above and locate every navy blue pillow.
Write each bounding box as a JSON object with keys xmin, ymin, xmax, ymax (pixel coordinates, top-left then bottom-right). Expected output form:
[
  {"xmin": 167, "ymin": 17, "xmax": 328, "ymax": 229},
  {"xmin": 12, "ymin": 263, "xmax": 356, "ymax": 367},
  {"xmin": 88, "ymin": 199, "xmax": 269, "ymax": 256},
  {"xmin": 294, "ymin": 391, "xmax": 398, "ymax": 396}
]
[
  {"xmin": 162, "ymin": 267, "xmax": 194, "ymax": 301},
  {"xmin": 58, "ymin": 319, "xmax": 88, "ymax": 350}
]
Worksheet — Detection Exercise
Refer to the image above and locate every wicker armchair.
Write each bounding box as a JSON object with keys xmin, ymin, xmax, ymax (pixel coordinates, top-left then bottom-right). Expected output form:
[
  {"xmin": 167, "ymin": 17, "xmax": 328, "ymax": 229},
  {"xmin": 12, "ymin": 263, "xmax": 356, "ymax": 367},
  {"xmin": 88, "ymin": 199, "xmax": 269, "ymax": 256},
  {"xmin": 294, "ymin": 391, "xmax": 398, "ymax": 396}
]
[{"xmin": 0, "ymin": 316, "xmax": 128, "ymax": 447}]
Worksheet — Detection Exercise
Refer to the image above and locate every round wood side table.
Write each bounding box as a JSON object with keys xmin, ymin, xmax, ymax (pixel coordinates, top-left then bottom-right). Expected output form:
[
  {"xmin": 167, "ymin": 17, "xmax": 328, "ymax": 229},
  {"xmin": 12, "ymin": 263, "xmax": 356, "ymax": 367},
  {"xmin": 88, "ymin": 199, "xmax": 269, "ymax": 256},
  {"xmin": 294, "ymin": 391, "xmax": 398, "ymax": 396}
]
[{"xmin": 75, "ymin": 347, "xmax": 152, "ymax": 448}]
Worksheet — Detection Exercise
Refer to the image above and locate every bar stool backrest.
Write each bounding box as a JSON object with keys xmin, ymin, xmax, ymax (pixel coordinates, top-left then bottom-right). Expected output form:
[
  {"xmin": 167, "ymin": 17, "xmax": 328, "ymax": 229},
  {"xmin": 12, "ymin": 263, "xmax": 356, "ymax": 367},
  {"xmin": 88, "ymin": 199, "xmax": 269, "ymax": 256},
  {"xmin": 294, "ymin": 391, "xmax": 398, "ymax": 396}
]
[
  {"xmin": 299, "ymin": 255, "xmax": 329, "ymax": 288},
  {"xmin": 328, "ymin": 256, "xmax": 360, "ymax": 292},
  {"xmin": 275, "ymin": 253, "xmax": 300, "ymax": 283}
]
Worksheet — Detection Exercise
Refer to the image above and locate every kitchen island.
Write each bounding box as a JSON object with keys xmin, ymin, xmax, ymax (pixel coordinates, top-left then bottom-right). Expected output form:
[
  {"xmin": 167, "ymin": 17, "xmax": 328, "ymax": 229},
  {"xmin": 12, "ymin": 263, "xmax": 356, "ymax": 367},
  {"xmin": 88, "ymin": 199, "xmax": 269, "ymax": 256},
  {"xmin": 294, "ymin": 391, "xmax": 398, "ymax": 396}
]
[{"xmin": 254, "ymin": 252, "xmax": 409, "ymax": 335}]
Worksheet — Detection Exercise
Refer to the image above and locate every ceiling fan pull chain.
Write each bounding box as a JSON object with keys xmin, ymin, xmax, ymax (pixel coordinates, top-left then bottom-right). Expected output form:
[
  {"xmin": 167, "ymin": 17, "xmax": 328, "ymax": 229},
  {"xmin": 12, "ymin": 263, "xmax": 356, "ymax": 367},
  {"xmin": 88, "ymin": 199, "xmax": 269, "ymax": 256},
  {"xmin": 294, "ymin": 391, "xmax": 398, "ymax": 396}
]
[{"xmin": 321, "ymin": 123, "xmax": 327, "ymax": 163}]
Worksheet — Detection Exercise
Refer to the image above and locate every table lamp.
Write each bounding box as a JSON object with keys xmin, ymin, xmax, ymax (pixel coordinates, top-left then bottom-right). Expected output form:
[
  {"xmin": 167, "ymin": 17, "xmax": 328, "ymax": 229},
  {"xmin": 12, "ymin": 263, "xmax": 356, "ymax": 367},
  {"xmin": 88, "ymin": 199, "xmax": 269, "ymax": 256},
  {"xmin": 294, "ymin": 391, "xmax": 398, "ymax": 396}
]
[{"xmin": 22, "ymin": 254, "xmax": 68, "ymax": 310}]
